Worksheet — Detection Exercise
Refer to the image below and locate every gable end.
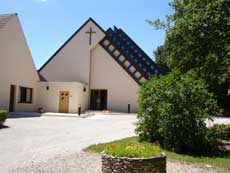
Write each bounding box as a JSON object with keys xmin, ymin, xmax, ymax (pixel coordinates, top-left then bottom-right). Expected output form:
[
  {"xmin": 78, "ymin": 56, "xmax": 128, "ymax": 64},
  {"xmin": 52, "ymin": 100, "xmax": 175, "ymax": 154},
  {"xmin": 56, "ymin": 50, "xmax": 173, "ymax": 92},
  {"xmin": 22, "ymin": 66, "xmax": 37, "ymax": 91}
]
[{"xmin": 38, "ymin": 17, "xmax": 105, "ymax": 72}]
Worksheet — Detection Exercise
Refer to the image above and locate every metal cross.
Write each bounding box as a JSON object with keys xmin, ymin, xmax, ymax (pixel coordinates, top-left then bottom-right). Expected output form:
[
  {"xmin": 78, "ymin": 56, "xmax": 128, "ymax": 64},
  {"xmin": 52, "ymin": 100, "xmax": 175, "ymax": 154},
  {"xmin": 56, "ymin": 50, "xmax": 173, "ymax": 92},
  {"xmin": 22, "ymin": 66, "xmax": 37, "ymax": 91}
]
[{"xmin": 85, "ymin": 27, "xmax": 96, "ymax": 45}]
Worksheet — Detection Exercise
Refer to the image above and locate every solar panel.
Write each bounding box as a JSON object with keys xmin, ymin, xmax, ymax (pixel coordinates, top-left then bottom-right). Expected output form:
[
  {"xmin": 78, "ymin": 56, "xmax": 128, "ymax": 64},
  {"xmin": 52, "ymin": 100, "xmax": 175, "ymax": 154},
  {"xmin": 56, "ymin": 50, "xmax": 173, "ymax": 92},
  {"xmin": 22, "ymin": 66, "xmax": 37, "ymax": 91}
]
[{"xmin": 102, "ymin": 27, "xmax": 163, "ymax": 81}]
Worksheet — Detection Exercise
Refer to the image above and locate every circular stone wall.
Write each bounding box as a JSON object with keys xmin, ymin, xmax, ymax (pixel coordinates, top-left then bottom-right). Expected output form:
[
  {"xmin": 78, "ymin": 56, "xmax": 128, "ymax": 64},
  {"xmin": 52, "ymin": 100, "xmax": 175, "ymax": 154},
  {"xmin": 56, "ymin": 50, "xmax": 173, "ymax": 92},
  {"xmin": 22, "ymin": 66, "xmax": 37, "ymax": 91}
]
[{"xmin": 102, "ymin": 154, "xmax": 166, "ymax": 173}]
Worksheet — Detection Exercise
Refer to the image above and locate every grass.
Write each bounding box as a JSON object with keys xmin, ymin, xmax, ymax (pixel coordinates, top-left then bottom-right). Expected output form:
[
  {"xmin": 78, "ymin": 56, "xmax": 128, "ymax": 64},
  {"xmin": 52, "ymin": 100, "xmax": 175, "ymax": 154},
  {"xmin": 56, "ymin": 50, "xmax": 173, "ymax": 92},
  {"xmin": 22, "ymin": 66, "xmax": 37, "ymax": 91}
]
[
  {"xmin": 85, "ymin": 136, "xmax": 230, "ymax": 170},
  {"xmin": 102, "ymin": 142, "xmax": 162, "ymax": 158}
]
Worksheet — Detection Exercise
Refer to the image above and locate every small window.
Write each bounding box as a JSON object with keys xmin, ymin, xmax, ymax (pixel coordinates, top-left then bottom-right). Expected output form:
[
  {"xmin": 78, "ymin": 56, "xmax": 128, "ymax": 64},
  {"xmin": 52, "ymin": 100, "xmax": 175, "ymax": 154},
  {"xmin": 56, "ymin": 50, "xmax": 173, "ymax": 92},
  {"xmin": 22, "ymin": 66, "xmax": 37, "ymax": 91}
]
[
  {"xmin": 118, "ymin": 55, "xmax": 125, "ymax": 62},
  {"xmin": 129, "ymin": 66, "xmax": 136, "ymax": 73},
  {"xmin": 139, "ymin": 77, "xmax": 146, "ymax": 83},
  {"xmin": 108, "ymin": 44, "xmax": 115, "ymax": 52},
  {"xmin": 19, "ymin": 87, "xmax": 33, "ymax": 103},
  {"xmin": 103, "ymin": 39, "xmax": 110, "ymax": 47},
  {"xmin": 124, "ymin": 60, "xmax": 131, "ymax": 67},
  {"xmin": 134, "ymin": 71, "xmax": 141, "ymax": 79},
  {"xmin": 113, "ymin": 50, "xmax": 120, "ymax": 57}
]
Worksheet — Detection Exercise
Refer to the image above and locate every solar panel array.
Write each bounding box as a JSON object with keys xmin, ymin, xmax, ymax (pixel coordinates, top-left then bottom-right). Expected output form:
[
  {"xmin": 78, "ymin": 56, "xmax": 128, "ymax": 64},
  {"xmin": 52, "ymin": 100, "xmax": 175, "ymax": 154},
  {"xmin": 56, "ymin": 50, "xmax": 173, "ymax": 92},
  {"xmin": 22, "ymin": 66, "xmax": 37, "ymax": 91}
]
[{"xmin": 100, "ymin": 26, "xmax": 162, "ymax": 84}]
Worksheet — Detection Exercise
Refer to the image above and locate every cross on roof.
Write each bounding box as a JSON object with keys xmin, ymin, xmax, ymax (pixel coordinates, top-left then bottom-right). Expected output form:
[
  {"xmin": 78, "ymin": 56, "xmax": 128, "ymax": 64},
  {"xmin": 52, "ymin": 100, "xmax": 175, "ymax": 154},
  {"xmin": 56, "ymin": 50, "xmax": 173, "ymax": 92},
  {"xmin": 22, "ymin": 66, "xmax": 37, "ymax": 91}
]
[{"xmin": 85, "ymin": 27, "xmax": 96, "ymax": 45}]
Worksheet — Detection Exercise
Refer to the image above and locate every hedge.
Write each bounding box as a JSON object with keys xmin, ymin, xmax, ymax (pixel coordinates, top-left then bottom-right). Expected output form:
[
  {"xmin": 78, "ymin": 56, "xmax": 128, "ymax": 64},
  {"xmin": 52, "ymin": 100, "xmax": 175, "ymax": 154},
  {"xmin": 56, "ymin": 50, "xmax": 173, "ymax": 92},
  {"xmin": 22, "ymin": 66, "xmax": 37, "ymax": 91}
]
[{"xmin": 0, "ymin": 110, "xmax": 8, "ymax": 126}]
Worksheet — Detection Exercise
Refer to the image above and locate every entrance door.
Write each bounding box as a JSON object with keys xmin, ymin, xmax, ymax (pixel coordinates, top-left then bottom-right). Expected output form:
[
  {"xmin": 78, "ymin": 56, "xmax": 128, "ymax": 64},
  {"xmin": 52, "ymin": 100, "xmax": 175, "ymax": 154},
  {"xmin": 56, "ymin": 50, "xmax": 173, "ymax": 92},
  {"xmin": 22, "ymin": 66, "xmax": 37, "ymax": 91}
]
[
  {"xmin": 90, "ymin": 90, "xmax": 107, "ymax": 110},
  {"xmin": 59, "ymin": 91, "xmax": 69, "ymax": 113},
  {"xmin": 9, "ymin": 85, "xmax": 16, "ymax": 112}
]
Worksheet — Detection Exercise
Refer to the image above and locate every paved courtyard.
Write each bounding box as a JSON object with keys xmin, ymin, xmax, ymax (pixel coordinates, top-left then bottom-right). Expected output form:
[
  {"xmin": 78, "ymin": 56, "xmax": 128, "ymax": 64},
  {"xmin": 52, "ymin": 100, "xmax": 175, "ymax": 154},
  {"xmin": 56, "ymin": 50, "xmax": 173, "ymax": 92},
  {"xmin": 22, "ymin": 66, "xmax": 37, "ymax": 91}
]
[
  {"xmin": 0, "ymin": 113, "xmax": 229, "ymax": 173},
  {"xmin": 0, "ymin": 113, "xmax": 137, "ymax": 172}
]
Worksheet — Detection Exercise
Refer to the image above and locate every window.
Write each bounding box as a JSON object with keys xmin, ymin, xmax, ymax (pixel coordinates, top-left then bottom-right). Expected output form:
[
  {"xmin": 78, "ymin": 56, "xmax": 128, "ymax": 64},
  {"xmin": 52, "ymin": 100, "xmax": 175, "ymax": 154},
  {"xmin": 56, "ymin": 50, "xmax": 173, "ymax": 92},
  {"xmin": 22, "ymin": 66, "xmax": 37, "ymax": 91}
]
[
  {"xmin": 19, "ymin": 87, "xmax": 33, "ymax": 103},
  {"xmin": 103, "ymin": 39, "xmax": 110, "ymax": 47}
]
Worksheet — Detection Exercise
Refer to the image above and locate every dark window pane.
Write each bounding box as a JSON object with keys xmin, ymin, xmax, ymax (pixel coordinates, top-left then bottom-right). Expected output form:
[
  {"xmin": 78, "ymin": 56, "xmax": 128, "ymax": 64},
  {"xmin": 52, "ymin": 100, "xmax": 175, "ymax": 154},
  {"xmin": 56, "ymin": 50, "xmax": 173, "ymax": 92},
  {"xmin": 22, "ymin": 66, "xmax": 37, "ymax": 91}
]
[{"xmin": 19, "ymin": 87, "xmax": 33, "ymax": 103}]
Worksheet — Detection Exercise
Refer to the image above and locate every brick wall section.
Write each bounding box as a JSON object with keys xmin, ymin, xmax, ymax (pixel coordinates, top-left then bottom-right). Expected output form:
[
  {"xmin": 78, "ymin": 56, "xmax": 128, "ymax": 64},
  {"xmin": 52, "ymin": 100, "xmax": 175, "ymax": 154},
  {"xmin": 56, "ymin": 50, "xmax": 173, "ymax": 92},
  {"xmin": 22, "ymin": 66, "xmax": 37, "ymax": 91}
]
[{"xmin": 102, "ymin": 154, "xmax": 167, "ymax": 173}]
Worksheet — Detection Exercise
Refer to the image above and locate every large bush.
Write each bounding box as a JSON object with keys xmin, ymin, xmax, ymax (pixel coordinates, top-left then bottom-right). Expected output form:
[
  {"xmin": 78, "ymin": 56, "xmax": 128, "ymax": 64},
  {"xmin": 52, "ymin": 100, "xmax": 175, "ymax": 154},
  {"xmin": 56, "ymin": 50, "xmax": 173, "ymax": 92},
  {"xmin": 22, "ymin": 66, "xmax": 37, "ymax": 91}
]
[
  {"xmin": 0, "ymin": 110, "xmax": 8, "ymax": 126},
  {"xmin": 136, "ymin": 71, "xmax": 221, "ymax": 154},
  {"xmin": 209, "ymin": 124, "xmax": 230, "ymax": 141}
]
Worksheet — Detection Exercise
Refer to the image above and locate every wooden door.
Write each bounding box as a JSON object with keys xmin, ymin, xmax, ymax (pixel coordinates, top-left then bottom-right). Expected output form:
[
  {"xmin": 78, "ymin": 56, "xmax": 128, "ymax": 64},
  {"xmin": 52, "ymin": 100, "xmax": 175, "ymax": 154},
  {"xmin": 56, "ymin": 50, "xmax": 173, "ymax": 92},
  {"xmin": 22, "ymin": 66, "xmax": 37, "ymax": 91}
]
[
  {"xmin": 9, "ymin": 85, "xmax": 16, "ymax": 112},
  {"xmin": 59, "ymin": 91, "xmax": 69, "ymax": 113}
]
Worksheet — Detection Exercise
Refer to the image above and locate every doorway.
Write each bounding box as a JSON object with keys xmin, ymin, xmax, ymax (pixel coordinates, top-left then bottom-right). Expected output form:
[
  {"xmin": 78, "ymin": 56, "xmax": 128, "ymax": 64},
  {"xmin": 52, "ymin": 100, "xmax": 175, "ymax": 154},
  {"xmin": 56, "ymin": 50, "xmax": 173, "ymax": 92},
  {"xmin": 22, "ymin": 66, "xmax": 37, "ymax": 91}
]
[
  {"xmin": 59, "ymin": 91, "xmax": 69, "ymax": 113},
  {"xmin": 9, "ymin": 85, "xmax": 16, "ymax": 112},
  {"xmin": 90, "ymin": 90, "xmax": 107, "ymax": 110}
]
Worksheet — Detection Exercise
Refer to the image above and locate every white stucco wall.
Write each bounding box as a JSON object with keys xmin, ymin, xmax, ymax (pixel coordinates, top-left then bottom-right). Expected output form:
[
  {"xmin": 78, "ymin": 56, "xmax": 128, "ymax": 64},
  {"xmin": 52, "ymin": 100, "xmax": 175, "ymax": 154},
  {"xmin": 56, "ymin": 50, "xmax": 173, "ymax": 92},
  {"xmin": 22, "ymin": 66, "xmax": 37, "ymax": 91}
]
[
  {"xmin": 37, "ymin": 82, "xmax": 89, "ymax": 113},
  {"xmin": 90, "ymin": 45, "xmax": 139, "ymax": 113},
  {"xmin": 39, "ymin": 19, "xmax": 105, "ymax": 84},
  {"xmin": 0, "ymin": 14, "xmax": 39, "ymax": 112}
]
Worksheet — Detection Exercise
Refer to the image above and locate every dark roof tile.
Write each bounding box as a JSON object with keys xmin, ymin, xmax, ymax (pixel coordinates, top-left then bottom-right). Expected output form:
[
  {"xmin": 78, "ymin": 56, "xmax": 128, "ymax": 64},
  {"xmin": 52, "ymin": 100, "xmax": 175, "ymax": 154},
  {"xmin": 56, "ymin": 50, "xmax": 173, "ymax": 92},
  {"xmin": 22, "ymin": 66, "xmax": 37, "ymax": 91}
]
[{"xmin": 102, "ymin": 27, "xmax": 163, "ymax": 80}]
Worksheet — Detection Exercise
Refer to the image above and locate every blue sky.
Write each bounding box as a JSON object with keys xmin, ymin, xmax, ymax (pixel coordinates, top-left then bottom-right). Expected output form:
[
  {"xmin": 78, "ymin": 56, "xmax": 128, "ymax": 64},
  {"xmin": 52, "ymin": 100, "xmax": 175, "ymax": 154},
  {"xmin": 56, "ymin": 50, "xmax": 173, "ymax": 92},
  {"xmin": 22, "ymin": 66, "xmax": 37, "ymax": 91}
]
[{"xmin": 0, "ymin": 0, "xmax": 172, "ymax": 69}]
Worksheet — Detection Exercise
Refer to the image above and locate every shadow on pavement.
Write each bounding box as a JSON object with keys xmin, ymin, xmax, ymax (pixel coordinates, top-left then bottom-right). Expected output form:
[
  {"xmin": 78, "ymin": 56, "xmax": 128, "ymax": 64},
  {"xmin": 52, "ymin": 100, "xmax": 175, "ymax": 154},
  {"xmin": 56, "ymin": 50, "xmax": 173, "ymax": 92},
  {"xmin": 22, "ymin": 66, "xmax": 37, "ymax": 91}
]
[
  {"xmin": 0, "ymin": 125, "xmax": 9, "ymax": 129},
  {"xmin": 8, "ymin": 112, "xmax": 42, "ymax": 119}
]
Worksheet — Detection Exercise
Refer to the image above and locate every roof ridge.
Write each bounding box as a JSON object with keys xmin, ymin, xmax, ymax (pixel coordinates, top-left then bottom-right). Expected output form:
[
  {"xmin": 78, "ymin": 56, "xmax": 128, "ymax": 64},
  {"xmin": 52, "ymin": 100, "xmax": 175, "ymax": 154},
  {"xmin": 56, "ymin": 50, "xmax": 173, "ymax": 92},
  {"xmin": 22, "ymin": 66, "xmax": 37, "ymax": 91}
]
[
  {"xmin": 38, "ymin": 17, "xmax": 105, "ymax": 72},
  {"xmin": 0, "ymin": 13, "xmax": 17, "ymax": 16},
  {"xmin": 0, "ymin": 13, "xmax": 16, "ymax": 29}
]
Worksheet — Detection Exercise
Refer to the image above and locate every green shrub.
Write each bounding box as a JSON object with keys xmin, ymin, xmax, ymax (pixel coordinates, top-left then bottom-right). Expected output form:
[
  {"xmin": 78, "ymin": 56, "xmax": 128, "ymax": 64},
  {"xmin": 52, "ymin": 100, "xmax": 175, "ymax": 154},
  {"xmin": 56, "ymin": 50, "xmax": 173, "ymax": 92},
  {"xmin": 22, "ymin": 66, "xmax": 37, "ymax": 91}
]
[
  {"xmin": 103, "ymin": 143, "xmax": 162, "ymax": 158},
  {"xmin": 0, "ymin": 110, "xmax": 8, "ymax": 126},
  {"xmin": 209, "ymin": 125, "xmax": 230, "ymax": 141},
  {"xmin": 136, "ymin": 70, "xmax": 221, "ymax": 155}
]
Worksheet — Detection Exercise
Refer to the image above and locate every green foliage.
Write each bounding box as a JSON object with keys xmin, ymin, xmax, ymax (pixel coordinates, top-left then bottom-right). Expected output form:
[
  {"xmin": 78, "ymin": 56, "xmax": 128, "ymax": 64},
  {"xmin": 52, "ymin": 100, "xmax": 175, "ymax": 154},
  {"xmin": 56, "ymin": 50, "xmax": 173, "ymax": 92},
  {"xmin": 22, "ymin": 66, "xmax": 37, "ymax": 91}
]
[
  {"xmin": 103, "ymin": 143, "xmax": 162, "ymax": 158},
  {"xmin": 85, "ymin": 136, "xmax": 230, "ymax": 170},
  {"xmin": 209, "ymin": 124, "xmax": 230, "ymax": 141},
  {"xmin": 149, "ymin": 0, "xmax": 230, "ymax": 106},
  {"xmin": 154, "ymin": 45, "xmax": 170, "ymax": 72},
  {"xmin": 146, "ymin": 19, "xmax": 170, "ymax": 30},
  {"xmin": 136, "ymin": 71, "xmax": 221, "ymax": 154},
  {"xmin": 0, "ymin": 110, "xmax": 8, "ymax": 126}
]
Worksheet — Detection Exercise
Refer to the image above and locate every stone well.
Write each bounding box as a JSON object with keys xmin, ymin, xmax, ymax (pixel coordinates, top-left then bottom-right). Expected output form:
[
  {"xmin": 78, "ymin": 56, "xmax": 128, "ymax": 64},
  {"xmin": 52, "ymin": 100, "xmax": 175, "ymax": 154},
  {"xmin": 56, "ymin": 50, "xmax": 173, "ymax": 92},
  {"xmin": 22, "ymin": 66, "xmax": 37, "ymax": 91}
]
[{"xmin": 102, "ymin": 154, "xmax": 166, "ymax": 173}]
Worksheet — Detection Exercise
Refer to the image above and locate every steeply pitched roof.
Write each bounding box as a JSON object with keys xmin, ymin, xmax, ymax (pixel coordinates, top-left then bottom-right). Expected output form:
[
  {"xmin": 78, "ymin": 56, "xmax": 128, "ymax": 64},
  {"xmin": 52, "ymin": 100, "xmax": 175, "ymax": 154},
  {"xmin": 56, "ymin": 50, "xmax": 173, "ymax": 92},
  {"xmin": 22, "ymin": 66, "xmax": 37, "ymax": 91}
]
[
  {"xmin": 0, "ymin": 13, "xmax": 16, "ymax": 29},
  {"xmin": 38, "ymin": 18, "xmax": 163, "ymax": 84},
  {"xmin": 38, "ymin": 17, "xmax": 105, "ymax": 72},
  {"xmin": 100, "ymin": 26, "xmax": 163, "ymax": 84}
]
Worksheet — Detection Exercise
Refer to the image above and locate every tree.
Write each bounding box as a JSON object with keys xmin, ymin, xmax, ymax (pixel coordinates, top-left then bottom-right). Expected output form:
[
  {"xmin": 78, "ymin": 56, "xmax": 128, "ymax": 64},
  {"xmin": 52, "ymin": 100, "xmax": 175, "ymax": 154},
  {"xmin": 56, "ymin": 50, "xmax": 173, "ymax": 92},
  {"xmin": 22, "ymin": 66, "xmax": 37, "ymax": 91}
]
[
  {"xmin": 154, "ymin": 45, "xmax": 170, "ymax": 72},
  {"xmin": 149, "ymin": 0, "xmax": 230, "ymax": 108}
]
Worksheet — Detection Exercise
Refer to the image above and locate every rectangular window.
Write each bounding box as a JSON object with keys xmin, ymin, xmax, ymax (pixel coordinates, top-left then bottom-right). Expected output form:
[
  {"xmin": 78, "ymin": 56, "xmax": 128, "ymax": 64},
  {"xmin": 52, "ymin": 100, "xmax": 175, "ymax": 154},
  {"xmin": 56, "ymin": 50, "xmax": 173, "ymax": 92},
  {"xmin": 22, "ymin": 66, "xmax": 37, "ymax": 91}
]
[{"xmin": 19, "ymin": 87, "xmax": 33, "ymax": 103}]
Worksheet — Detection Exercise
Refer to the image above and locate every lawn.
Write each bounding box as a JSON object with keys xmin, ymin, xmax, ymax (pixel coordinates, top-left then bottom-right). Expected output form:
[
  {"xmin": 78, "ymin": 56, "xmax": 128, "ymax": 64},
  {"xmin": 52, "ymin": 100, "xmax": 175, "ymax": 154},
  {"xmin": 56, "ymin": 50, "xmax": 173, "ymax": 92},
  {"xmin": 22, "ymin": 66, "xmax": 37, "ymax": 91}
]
[{"xmin": 85, "ymin": 136, "xmax": 230, "ymax": 170}]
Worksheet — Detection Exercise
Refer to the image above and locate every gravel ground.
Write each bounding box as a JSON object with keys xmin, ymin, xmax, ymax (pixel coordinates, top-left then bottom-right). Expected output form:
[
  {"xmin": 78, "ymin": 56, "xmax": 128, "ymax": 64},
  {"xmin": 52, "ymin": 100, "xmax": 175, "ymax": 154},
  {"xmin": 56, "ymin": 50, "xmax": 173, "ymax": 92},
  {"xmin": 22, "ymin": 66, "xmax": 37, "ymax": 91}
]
[
  {"xmin": 10, "ymin": 152, "xmax": 101, "ymax": 173},
  {"xmin": 0, "ymin": 114, "xmax": 136, "ymax": 172},
  {"xmin": 1, "ymin": 113, "xmax": 229, "ymax": 173},
  {"xmin": 11, "ymin": 152, "xmax": 229, "ymax": 173}
]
